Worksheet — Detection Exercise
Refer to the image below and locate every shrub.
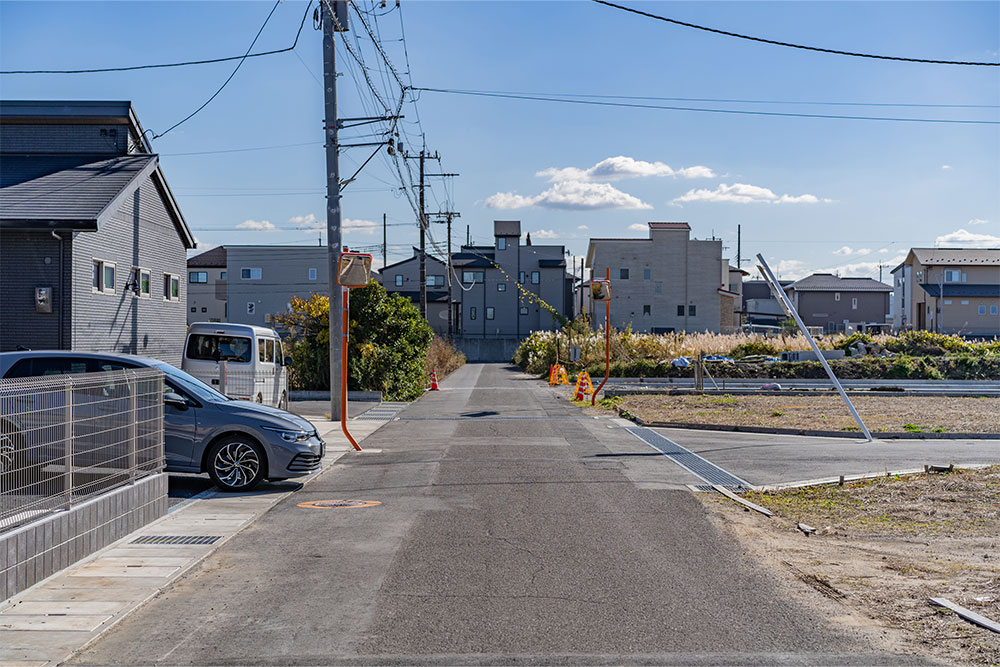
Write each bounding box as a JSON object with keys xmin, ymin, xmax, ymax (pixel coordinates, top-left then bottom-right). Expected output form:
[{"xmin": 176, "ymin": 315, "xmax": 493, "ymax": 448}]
[
  {"xmin": 425, "ymin": 336, "xmax": 466, "ymax": 380},
  {"xmin": 730, "ymin": 340, "xmax": 779, "ymax": 358}
]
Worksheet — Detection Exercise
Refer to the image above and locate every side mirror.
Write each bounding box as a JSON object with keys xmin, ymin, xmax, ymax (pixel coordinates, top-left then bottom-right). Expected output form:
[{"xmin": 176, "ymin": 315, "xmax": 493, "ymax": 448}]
[
  {"xmin": 164, "ymin": 392, "xmax": 188, "ymax": 408},
  {"xmin": 284, "ymin": 356, "xmax": 292, "ymax": 367}
]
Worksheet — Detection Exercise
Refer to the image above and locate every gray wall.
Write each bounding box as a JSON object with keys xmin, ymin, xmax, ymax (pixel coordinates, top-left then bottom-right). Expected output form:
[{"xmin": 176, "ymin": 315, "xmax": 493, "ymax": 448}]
[
  {"xmin": 226, "ymin": 247, "xmax": 329, "ymax": 327},
  {"xmin": 187, "ymin": 266, "xmax": 227, "ymax": 324},
  {"xmin": 70, "ymin": 180, "xmax": 188, "ymax": 366},
  {"xmin": 790, "ymin": 291, "xmax": 890, "ymax": 331},
  {"xmin": 0, "ymin": 232, "xmax": 71, "ymax": 351}
]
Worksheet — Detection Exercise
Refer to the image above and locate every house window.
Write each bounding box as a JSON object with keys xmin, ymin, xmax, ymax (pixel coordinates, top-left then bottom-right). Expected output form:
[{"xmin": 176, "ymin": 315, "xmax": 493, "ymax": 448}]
[
  {"xmin": 463, "ymin": 271, "xmax": 484, "ymax": 283},
  {"xmin": 851, "ymin": 297, "xmax": 858, "ymax": 310},
  {"xmin": 677, "ymin": 305, "xmax": 684, "ymax": 317},
  {"xmin": 308, "ymin": 268, "xmax": 317, "ymax": 281},
  {"xmin": 427, "ymin": 275, "xmax": 444, "ymax": 287},
  {"xmin": 92, "ymin": 261, "xmax": 101, "ymax": 291},
  {"xmin": 944, "ymin": 299, "xmax": 952, "ymax": 305},
  {"xmin": 470, "ymin": 306, "xmax": 477, "ymax": 320},
  {"xmin": 395, "ymin": 275, "xmax": 404, "ymax": 287},
  {"xmin": 92, "ymin": 261, "xmax": 116, "ymax": 294},
  {"xmin": 189, "ymin": 271, "xmax": 208, "ymax": 283},
  {"xmin": 688, "ymin": 304, "xmax": 696, "ymax": 316},
  {"xmin": 654, "ymin": 283, "xmax": 662, "ymax": 294},
  {"xmin": 992, "ymin": 305, "xmax": 999, "ymax": 316},
  {"xmin": 531, "ymin": 271, "xmax": 540, "ymax": 284},
  {"xmin": 163, "ymin": 274, "xmax": 180, "ymax": 302},
  {"xmin": 519, "ymin": 271, "xmax": 525, "ymax": 284},
  {"xmin": 835, "ymin": 292, "xmax": 841, "ymax": 301},
  {"xmin": 497, "ymin": 237, "xmax": 506, "ymax": 251},
  {"xmin": 241, "ymin": 268, "xmax": 262, "ymax": 280},
  {"xmin": 486, "ymin": 307, "xmax": 495, "ymax": 320},
  {"xmin": 201, "ymin": 307, "xmax": 207, "ymax": 312},
  {"xmin": 132, "ymin": 267, "xmax": 150, "ymax": 297},
  {"xmin": 620, "ymin": 268, "xmax": 629, "ymax": 280},
  {"xmin": 945, "ymin": 270, "xmax": 961, "ymax": 282},
  {"xmin": 519, "ymin": 306, "xmax": 528, "ymax": 315},
  {"xmin": 220, "ymin": 271, "xmax": 227, "ymax": 280},
  {"xmin": 497, "ymin": 283, "xmax": 506, "ymax": 292},
  {"xmin": 643, "ymin": 268, "xmax": 651, "ymax": 280},
  {"xmin": 961, "ymin": 300, "xmax": 970, "ymax": 305},
  {"xmin": 977, "ymin": 304, "xmax": 987, "ymax": 315},
  {"xmin": 190, "ymin": 307, "xmax": 197, "ymax": 313},
  {"xmin": 643, "ymin": 305, "xmax": 651, "ymax": 316},
  {"xmin": 247, "ymin": 302, "xmax": 256, "ymax": 315}
]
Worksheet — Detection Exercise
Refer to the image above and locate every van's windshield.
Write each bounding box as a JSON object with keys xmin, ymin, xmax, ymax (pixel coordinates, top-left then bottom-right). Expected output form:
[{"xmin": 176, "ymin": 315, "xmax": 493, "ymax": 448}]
[{"xmin": 186, "ymin": 334, "xmax": 253, "ymax": 363}]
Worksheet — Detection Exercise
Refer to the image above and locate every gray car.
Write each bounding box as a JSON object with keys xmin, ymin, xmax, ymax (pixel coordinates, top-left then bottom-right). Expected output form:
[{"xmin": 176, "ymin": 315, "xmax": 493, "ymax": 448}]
[{"xmin": 0, "ymin": 351, "xmax": 324, "ymax": 491}]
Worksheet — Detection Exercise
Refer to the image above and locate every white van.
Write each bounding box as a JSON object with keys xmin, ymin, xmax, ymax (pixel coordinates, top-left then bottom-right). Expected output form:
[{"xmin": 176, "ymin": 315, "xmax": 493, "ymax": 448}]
[{"xmin": 183, "ymin": 323, "xmax": 290, "ymax": 409}]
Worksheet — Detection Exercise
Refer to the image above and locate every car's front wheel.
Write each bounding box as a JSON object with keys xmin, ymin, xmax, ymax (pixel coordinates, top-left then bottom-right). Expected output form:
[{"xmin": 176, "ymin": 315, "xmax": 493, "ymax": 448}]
[{"xmin": 207, "ymin": 436, "xmax": 266, "ymax": 491}]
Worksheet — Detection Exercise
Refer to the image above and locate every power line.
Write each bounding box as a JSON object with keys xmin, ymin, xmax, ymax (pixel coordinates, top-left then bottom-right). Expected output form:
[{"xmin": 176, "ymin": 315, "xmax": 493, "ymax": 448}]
[
  {"xmin": 417, "ymin": 87, "xmax": 999, "ymax": 110},
  {"xmin": 161, "ymin": 141, "xmax": 321, "ymax": 156},
  {"xmin": 413, "ymin": 87, "xmax": 1000, "ymax": 125},
  {"xmin": 591, "ymin": 0, "xmax": 1000, "ymax": 67},
  {"xmin": 1, "ymin": 1, "xmax": 314, "ymax": 75},
  {"xmin": 153, "ymin": 0, "xmax": 284, "ymax": 139}
]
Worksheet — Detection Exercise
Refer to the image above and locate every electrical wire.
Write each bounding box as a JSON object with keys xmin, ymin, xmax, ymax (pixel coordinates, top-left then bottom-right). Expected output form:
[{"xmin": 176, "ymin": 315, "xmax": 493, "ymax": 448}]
[
  {"xmin": 2, "ymin": 1, "xmax": 314, "ymax": 75},
  {"xmin": 413, "ymin": 87, "xmax": 1000, "ymax": 126},
  {"xmin": 153, "ymin": 0, "xmax": 284, "ymax": 139},
  {"xmin": 161, "ymin": 141, "xmax": 321, "ymax": 156},
  {"xmin": 591, "ymin": 0, "xmax": 1000, "ymax": 67}
]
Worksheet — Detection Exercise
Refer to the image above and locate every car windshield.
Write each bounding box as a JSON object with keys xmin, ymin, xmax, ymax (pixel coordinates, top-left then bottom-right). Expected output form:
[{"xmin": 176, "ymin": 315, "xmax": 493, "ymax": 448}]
[{"xmin": 153, "ymin": 362, "xmax": 230, "ymax": 403}]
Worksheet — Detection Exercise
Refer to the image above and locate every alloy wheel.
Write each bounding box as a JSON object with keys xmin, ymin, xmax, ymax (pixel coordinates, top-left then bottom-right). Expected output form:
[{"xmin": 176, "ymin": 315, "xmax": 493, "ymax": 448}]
[{"xmin": 213, "ymin": 441, "xmax": 261, "ymax": 489}]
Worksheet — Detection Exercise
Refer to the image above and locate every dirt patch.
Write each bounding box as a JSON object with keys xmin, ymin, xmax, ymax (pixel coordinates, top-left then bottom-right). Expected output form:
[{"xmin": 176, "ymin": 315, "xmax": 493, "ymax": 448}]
[
  {"xmin": 619, "ymin": 393, "xmax": 1000, "ymax": 434},
  {"xmin": 700, "ymin": 466, "xmax": 1000, "ymax": 666}
]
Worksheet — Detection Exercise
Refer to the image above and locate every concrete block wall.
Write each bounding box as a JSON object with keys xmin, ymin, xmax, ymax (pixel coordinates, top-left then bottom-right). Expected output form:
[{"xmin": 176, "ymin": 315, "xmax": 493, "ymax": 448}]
[{"xmin": 0, "ymin": 473, "xmax": 167, "ymax": 602}]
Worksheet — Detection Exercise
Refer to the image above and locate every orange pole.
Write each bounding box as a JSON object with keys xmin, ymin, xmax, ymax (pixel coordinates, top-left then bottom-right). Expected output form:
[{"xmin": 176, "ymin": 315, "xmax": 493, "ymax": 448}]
[
  {"xmin": 341, "ymin": 285, "xmax": 362, "ymax": 451},
  {"xmin": 592, "ymin": 267, "xmax": 611, "ymax": 406}
]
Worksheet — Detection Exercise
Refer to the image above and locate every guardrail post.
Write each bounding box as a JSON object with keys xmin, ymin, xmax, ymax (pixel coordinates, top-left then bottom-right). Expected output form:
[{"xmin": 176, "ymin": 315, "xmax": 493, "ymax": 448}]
[
  {"xmin": 128, "ymin": 371, "xmax": 138, "ymax": 483},
  {"xmin": 64, "ymin": 376, "xmax": 73, "ymax": 510}
]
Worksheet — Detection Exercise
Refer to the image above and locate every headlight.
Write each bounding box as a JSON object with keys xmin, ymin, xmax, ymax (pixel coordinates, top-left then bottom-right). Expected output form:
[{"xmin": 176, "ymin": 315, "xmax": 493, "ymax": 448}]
[{"xmin": 261, "ymin": 426, "xmax": 311, "ymax": 443}]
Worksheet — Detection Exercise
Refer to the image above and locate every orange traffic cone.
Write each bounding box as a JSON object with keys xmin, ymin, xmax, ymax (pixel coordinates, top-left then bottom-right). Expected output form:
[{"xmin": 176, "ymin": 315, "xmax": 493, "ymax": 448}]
[{"xmin": 429, "ymin": 370, "xmax": 440, "ymax": 391}]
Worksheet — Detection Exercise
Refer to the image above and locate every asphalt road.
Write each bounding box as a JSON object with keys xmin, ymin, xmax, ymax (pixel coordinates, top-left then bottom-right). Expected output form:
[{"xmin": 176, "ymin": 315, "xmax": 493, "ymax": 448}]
[{"xmin": 71, "ymin": 364, "xmax": 932, "ymax": 665}]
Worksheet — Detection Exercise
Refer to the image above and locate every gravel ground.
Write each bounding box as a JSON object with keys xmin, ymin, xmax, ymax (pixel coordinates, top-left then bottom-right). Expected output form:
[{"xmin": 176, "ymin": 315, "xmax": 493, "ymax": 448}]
[
  {"xmin": 702, "ymin": 466, "xmax": 1000, "ymax": 666},
  {"xmin": 619, "ymin": 394, "xmax": 1000, "ymax": 434}
]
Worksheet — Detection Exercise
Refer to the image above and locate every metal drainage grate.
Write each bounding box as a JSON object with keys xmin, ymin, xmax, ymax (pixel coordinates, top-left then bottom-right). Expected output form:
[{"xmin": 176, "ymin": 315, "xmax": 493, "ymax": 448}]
[
  {"xmin": 625, "ymin": 427, "xmax": 751, "ymax": 488},
  {"xmin": 131, "ymin": 535, "xmax": 222, "ymax": 545},
  {"xmin": 353, "ymin": 402, "xmax": 409, "ymax": 422}
]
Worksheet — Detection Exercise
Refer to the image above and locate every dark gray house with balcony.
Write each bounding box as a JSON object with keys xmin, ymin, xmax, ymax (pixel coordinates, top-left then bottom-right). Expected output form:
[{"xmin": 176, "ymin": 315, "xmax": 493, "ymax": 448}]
[
  {"xmin": 784, "ymin": 273, "xmax": 892, "ymax": 333},
  {"xmin": 0, "ymin": 101, "xmax": 195, "ymax": 365}
]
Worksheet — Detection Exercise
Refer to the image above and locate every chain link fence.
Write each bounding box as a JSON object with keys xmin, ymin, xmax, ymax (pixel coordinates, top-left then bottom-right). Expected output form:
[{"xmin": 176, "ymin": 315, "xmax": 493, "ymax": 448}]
[{"xmin": 0, "ymin": 368, "xmax": 164, "ymax": 533}]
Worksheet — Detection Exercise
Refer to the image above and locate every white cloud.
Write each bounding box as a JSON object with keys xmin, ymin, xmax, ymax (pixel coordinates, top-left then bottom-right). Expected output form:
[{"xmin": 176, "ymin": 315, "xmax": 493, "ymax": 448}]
[
  {"xmin": 856, "ymin": 248, "xmax": 872, "ymax": 256},
  {"xmin": 941, "ymin": 164, "xmax": 953, "ymax": 170},
  {"xmin": 236, "ymin": 219, "xmax": 276, "ymax": 231},
  {"xmin": 833, "ymin": 246, "xmax": 853, "ymax": 256},
  {"xmin": 486, "ymin": 181, "xmax": 651, "ymax": 211},
  {"xmin": 935, "ymin": 228, "xmax": 1000, "ymax": 248},
  {"xmin": 672, "ymin": 182, "xmax": 830, "ymax": 205},
  {"xmin": 823, "ymin": 253, "xmax": 906, "ymax": 279},
  {"xmin": 537, "ymin": 156, "xmax": 715, "ymax": 183},
  {"xmin": 969, "ymin": 218, "xmax": 989, "ymax": 226},
  {"xmin": 533, "ymin": 229, "xmax": 559, "ymax": 239},
  {"xmin": 577, "ymin": 225, "xmax": 589, "ymax": 230},
  {"xmin": 628, "ymin": 223, "xmax": 647, "ymax": 232},
  {"xmin": 878, "ymin": 248, "xmax": 889, "ymax": 254},
  {"xmin": 774, "ymin": 259, "xmax": 807, "ymax": 280},
  {"xmin": 344, "ymin": 218, "xmax": 378, "ymax": 235},
  {"xmin": 290, "ymin": 213, "xmax": 322, "ymax": 230}
]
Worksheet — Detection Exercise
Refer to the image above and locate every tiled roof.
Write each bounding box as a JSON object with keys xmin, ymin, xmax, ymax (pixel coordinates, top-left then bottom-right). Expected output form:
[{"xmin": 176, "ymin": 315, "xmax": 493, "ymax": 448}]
[
  {"xmin": 188, "ymin": 246, "xmax": 227, "ymax": 268},
  {"xmin": 785, "ymin": 273, "xmax": 892, "ymax": 293},
  {"xmin": 911, "ymin": 248, "xmax": 1000, "ymax": 266},
  {"xmin": 0, "ymin": 154, "xmax": 156, "ymax": 230},
  {"xmin": 919, "ymin": 284, "xmax": 1000, "ymax": 298}
]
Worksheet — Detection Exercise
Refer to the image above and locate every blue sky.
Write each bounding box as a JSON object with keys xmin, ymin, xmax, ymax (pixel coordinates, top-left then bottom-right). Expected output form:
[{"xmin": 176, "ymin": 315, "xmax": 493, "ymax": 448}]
[{"xmin": 2, "ymin": 1, "xmax": 998, "ymax": 280}]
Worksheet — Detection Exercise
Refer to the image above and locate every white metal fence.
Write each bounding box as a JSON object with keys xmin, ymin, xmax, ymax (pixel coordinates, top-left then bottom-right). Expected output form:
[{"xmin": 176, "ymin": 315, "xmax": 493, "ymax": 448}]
[{"xmin": 0, "ymin": 369, "xmax": 164, "ymax": 533}]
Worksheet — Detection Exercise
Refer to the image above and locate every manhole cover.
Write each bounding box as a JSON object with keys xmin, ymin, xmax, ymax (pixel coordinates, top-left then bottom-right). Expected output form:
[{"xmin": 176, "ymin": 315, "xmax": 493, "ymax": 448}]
[{"xmin": 297, "ymin": 499, "xmax": 381, "ymax": 509}]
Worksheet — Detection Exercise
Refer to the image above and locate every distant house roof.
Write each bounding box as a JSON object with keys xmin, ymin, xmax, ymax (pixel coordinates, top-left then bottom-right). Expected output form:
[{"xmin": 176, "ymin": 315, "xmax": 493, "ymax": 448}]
[
  {"xmin": 909, "ymin": 248, "xmax": 1000, "ymax": 266},
  {"xmin": 188, "ymin": 246, "xmax": 227, "ymax": 268},
  {"xmin": 452, "ymin": 255, "xmax": 492, "ymax": 268},
  {"xmin": 919, "ymin": 284, "xmax": 1000, "ymax": 298},
  {"xmin": 785, "ymin": 273, "xmax": 892, "ymax": 293},
  {"xmin": 648, "ymin": 222, "xmax": 690, "ymax": 231},
  {"xmin": 494, "ymin": 220, "xmax": 521, "ymax": 237}
]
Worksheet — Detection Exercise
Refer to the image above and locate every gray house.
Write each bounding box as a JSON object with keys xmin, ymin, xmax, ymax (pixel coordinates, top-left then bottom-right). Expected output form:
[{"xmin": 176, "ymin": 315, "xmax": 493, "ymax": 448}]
[
  {"xmin": 187, "ymin": 246, "xmax": 227, "ymax": 324},
  {"xmin": 379, "ymin": 248, "xmax": 453, "ymax": 336},
  {"xmin": 223, "ymin": 246, "xmax": 329, "ymax": 327},
  {"xmin": 0, "ymin": 101, "xmax": 195, "ymax": 365},
  {"xmin": 784, "ymin": 273, "xmax": 892, "ymax": 333}
]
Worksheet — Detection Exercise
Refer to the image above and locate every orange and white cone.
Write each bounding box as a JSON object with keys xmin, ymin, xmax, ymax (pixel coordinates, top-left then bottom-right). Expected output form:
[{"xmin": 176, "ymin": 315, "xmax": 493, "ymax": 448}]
[{"xmin": 429, "ymin": 370, "xmax": 440, "ymax": 391}]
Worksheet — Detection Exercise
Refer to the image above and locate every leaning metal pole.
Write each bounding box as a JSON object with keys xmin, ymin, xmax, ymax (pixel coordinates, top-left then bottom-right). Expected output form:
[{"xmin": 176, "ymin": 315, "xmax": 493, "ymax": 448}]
[{"xmin": 756, "ymin": 254, "xmax": 873, "ymax": 442}]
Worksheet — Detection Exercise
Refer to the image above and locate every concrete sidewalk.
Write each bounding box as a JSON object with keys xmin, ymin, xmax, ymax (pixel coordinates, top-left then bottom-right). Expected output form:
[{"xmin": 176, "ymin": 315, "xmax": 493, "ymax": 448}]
[{"xmin": 0, "ymin": 402, "xmax": 406, "ymax": 666}]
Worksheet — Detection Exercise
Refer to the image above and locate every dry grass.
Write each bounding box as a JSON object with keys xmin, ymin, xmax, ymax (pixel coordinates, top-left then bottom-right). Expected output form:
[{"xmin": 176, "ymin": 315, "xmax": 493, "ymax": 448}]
[
  {"xmin": 619, "ymin": 393, "xmax": 1000, "ymax": 434},
  {"xmin": 425, "ymin": 336, "xmax": 466, "ymax": 380},
  {"xmin": 703, "ymin": 467, "xmax": 1000, "ymax": 665}
]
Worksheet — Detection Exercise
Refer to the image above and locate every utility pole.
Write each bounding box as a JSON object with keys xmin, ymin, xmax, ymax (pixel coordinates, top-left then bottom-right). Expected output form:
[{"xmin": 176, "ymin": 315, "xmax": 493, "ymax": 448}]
[
  {"xmin": 382, "ymin": 213, "xmax": 387, "ymax": 269},
  {"xmin": 403, "ymin": 149, "xmax": 440, "ymax": 318},
  {"xmin": 736, "ymin": 224, "xmax": 741, "ymax": 268},
  {"xmin": 466, "ymin": 225, "xmax": 470, "ymax": 246},
  {"xmin": 431, "ymin": 210, "xmax": 461, "ymax": 338},
  {"xmin": 322, "ymin": 0, "xmax": 348, "ymax": 421}
]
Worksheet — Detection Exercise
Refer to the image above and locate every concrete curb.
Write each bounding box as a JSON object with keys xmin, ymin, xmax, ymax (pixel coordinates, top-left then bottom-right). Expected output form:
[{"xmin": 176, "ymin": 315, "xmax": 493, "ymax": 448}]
[
  {"xmin": 629, "ymin": 417, "xmax": 1000, "ymax": 440},
  {"xmin": 291, "ymin": 390, "xmax": 382, "ymax": 402}
]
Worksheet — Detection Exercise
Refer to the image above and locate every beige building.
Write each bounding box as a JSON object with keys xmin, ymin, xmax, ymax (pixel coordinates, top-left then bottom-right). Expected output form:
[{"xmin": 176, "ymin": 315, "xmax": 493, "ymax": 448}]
[
  {"xmin": 891, "ymin": 247, "xmax": 1000, "ymax": 335},
  {"xmin": 585, "ymin": 222, "xmax": 738, "ymax": 333}
]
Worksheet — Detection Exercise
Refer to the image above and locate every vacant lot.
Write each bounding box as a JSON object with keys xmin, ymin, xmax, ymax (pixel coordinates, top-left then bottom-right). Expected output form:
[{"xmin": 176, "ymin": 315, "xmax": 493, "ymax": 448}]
[
  {"xmin": 619, "ymin": 393, "xmax": 1000, "ymax": 434},
  {"xmin": 703, "ymin": 466, "xmax": 1000, "ymax": 666}
]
